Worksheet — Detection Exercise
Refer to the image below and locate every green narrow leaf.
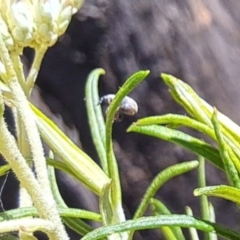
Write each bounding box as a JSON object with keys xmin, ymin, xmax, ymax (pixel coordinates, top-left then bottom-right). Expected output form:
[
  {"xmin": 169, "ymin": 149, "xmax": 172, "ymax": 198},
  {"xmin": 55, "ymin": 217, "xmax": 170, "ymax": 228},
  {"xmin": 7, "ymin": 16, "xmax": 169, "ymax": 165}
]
[
  {"xmin": 133, "ymin": 161, "xmax": 199, "ymax": 219},
  {"xmin": 31, "ymin": 103, "xmax": 110, "ymax": 195},
  {"xmin": 85, "ymin": 68, "xmax": 108, "ymax": 174},
  {"xmin": 136, "ymin": 115, "xmax": 215, "ymax": 140},
  {"xmin": 211, "ymin": 109, "xmax": 240, "ymax": 188},
  {"xmin": 58, "ymin": 208, "xmax": 101, "ymax": 222},
  {"xmin": 99, "ymin": 181, "xmax": 113, "ymax": 226},
  {"xmin": 161, "ymin": 73, "xmax": 240, "ymax": 152},
  {"xmin": 81, "ymin": 215, "xmax": 240, "ymax": 240},
  {"xmin": 150, "ymin": 198, "xmax": 185, "ymax": 240},
  {"xmin": 198, "ymin": 157, "xmax": 209, "ymax": 221},
  {"xmin": 105, "ymin": 70, "xmax": 149, "ymax": 214},
  {"xmin": 46, "ymin": 157, "xmax": 77, "ymax": 179},
  {"xmin": 48, "ymin": 166, "xmax": 93, "ymax": 236},
  {"xmin": 194, "ymin": 185, "xmax": 240, "ymax": 205},
  {"xmin": 0, "ymin": 207, "xmax": 36, "ymax": 221},
  {"xmin": 0, "ymin": 207, "xmax": 101, "ymax": 222},
  {"xmin": 185, "ymin": 207, "xmax": 200, "ymax": 240},
  {"xmin": 160, "ymin": 227, "xmax": 178, "ymax": 240},
  {"xmin": 127, "ymin": 124, "xmax": 224, "ymax": 170},
  {"xmin": 150, "ymin": 199, "xmax": 171, "ymax": 215},
  {"xmin": 161, "ymin": 74, "xmax": 212, "ymax": 126},
  {"xmin": 225, "ymin": 143, "xmax": 240, "ymax": 174},
  {"xmin": 0, "ymin": 164, "xmax": 10, "ymax": 177},
  {"xmin": 208, "ymin": 203, "xmax": 218, "ymax": 240},
  {"xmin": 208, "ymin": 203, "xmax": 216, "ymax": 223},
  {"xmin": 197, "ymin": 158, "xmax": 215, "ymax": 240}
]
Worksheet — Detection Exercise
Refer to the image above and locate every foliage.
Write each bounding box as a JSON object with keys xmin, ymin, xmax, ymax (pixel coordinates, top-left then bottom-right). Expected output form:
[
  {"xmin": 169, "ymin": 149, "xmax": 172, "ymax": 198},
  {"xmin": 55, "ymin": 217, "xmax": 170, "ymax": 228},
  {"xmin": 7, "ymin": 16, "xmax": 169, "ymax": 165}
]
[
  {"xmin": 0, "ymin": 1, "xmax": 239, "ymax": 240},
  {"xmin": 2, "ymin": 66, "xmax": 240, "ymax": 239}
]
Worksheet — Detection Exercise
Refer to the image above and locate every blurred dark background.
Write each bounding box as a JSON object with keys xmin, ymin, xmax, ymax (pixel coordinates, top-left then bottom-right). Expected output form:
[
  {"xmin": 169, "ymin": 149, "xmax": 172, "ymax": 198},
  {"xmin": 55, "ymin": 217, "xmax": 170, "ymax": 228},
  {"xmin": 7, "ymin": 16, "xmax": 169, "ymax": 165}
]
[{"xmin": 3, "ymin": 0, "xmax": 240, "ymax": 239}]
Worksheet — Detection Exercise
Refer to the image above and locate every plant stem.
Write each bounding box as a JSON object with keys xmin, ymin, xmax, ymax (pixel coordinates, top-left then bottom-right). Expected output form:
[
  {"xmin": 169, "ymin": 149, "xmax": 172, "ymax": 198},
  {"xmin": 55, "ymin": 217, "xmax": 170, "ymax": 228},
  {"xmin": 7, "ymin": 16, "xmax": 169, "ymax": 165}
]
[
  {"xmin": 26, "ymin": 45, "xmax": 47, "ymax": 96},
  {"xmin": 0, "ymin": 218, "xmax": 54, "ymax": 235},
  {"xmin": 0, "ymin": 114, "xmax": 68, "ymax": 239},
  {"xmin": 9, "ymin": 67, "xmax": 51, "ymax": 191},
  {"xmin": 16, "ymin": 111, "xmax": 33, "ymax": 208},
  {"xmin": 0, "ymin": 33, "xmax": 50, "ymax": 194},
  {"xmin": 0, "ymin": 34, "xmax": 68, "ymax": 239},
  {"xmin": 10, "ymin": 53, "xmax": 26, "ymax": 93},
  {"xmin": 10, "ymin": 53, "xmax": 34, "ymax": 211}
]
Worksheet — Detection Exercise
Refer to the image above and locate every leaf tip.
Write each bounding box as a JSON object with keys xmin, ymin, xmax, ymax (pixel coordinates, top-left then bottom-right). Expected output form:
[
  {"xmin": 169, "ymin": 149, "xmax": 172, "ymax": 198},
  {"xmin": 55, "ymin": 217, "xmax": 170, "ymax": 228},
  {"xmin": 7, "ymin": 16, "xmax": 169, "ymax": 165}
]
[
  {"xmin": 160, "ymin": 73, "xmax": 178, "ymax": 87},
  {"xmin": 126, "ymin": 125, "xmax": 133, "ymax": 133},
  {"xmin": 193, "ymin": 188, "xmax": 201, "ymax": 196},
  {"xmin": 96, "ymin": 68, "xmax": 106, "ymax": 75},
  {"xmin": 140, "ymin": 70, "xmax": 150, "ymax": 79}
]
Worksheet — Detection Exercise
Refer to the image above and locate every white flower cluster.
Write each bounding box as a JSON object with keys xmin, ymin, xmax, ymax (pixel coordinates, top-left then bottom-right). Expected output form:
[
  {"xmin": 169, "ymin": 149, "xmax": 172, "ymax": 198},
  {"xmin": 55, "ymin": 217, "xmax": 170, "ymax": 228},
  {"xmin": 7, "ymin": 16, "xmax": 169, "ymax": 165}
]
[{"xmin": 0, "ymin": 0, "xmax": 84, "ymax": 52}]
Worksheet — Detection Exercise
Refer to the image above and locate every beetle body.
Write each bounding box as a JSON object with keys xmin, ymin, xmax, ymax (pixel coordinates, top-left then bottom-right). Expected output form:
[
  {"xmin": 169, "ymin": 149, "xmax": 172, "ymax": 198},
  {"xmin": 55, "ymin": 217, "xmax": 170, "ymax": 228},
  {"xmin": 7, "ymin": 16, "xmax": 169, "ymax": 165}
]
[{"xmin": 99, "ymin": 94, "xmax": 138, "ymax": 121}]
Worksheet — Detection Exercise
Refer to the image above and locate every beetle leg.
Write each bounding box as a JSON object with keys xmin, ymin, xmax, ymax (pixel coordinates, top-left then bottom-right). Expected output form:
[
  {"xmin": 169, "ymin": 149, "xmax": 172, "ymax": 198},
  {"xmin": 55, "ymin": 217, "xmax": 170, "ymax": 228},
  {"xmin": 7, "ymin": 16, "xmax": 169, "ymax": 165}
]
[{"xmin": 114, "ymin": 111, "xmax": 123, "ymax": 122}]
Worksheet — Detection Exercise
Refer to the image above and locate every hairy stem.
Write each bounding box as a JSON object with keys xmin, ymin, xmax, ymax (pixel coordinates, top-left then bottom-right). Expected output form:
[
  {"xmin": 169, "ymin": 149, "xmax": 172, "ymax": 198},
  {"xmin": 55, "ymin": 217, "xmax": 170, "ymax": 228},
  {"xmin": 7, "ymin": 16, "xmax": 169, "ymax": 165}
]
[
  {"xmin": 26, "ymin": 45, "xmax": 47, "ymax": 96},
  {"xmin": 0, "ymin": 113, "xmax": 68, "ymax": 239},
  {"xmin": 10, "ymin": 53, "xmax": 26, "ymax": 93},
  {"xmin": 0, "ymin": 33, "xmax": 50, "ymax": 195},
  {"xmin": 0, "ymin": 218, "xmax": 54, "ymax": 235},
  {"xmin": 0, "ymin": 34, "xmax": 68, "ymax": 239}
]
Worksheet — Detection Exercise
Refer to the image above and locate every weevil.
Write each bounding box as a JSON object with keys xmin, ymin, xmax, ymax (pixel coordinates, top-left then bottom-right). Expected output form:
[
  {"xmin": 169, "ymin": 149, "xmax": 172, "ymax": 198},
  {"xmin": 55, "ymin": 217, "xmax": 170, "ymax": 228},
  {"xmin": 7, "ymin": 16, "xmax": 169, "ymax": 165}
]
[{"xmin": 99, "ymin": 94, "xmax": 138, "ymax": 121}]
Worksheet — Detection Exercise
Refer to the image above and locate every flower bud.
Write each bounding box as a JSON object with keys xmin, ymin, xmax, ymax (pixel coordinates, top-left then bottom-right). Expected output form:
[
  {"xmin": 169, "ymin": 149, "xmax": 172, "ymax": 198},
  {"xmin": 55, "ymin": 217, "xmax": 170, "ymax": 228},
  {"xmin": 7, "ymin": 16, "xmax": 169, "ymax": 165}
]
[
  {"xmin": 32, "ymin": 0, "xmax": 58, "ymax": 46},
  {"xmin": 11, "ymin": 1, "xmax": 34, "ymax": 43},
  {"xmin": 1, "ymin": 1, "xmax": 34, "ymax": 51},
  {"xmin": 0, "ymin": 14, "xmax": 14, "ymax": 51},
  {"xmin": 57, "ymin": 4, "xmax": 74, "ymax": 35},
  {"xmin": 0, "ymin": 1, "xmax": 85, "ymax": 49}
]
